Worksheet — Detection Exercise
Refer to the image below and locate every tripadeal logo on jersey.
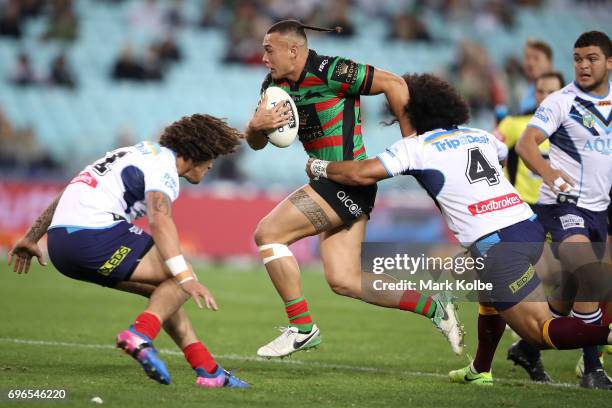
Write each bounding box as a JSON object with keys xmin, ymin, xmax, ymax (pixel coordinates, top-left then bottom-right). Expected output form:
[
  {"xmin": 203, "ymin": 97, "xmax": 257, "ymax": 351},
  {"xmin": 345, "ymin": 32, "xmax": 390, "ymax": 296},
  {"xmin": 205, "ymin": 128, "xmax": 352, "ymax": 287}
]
[{"xmin": 431, "ymin": 133, "xmax": 489, "ymax": 152}]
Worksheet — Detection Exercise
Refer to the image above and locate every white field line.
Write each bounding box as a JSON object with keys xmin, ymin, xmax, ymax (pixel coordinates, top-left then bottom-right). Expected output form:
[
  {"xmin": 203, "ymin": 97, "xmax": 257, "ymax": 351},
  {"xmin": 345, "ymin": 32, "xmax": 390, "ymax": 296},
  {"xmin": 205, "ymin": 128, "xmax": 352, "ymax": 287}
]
[{"xmin": 0, "ymin": 337, "xmax": 578, "ymax": 389}]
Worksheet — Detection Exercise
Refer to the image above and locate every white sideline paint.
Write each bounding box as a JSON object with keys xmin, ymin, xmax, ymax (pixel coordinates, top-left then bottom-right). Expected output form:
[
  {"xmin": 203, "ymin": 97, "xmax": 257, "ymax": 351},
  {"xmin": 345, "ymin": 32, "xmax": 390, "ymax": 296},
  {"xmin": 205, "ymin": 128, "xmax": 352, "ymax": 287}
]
[{"xmin": 0, "ymin": 337, "xmax": 577, "ymax": 388}]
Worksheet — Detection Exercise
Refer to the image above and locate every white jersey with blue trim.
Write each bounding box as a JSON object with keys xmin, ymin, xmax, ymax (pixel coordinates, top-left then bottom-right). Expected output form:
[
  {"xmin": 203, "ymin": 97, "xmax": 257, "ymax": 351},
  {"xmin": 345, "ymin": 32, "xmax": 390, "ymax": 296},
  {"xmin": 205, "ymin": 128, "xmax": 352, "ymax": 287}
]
[
  {"xmin": 527, "ymin": 81, "xmax": 612, "ymax": 211},
  {"xmin": 50, "ymin": 141, "xmax": 180, "ymax": 230},
  {"xmin": 377, "ymin": 127, "xmax": 534, "ymax": 246}
]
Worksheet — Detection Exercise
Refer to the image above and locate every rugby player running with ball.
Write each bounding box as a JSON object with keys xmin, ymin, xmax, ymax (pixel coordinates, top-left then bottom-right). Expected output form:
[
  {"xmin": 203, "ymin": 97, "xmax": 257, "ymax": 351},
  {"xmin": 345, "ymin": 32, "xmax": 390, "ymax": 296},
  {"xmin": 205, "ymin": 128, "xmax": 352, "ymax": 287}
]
[{"xmin": 246, "ymin": 20, "xmax": 463, "ymax": 359}]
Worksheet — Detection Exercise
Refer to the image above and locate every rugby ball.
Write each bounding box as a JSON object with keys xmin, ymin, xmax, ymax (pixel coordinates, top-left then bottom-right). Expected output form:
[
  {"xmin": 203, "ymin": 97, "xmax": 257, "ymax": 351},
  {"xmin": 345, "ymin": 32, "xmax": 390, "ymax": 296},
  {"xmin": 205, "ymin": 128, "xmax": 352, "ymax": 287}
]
[{"xmin": 263, "ymin": 87, "xmax": 299, "ymax": 148}]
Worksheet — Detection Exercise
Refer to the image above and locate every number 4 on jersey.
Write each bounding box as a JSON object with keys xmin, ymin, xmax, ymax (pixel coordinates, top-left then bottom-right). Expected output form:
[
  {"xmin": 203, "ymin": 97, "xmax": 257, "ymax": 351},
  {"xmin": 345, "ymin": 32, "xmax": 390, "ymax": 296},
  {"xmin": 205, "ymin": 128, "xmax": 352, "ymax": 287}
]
[{"xmin": 465, "ymin": 147, "xmax": 500, "ymax": 186}]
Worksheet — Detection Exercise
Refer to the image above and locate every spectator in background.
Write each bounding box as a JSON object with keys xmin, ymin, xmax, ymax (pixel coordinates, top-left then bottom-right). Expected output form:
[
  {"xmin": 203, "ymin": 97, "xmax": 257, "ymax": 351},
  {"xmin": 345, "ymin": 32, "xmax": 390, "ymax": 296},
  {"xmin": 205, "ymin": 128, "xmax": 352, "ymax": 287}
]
[
  {"xmin": 198, "ymin": 0, "xmax": 225, "ymax": 29},
  {"xmin": 0, "ymin": 0, "xmax": 23, "ymax": 38},
  {"xmin": 20, "ymin": 0, "xmax": 46, "ymax": 19},
  {"xmin": 519, "ymin": 39, "xmax": 553, "ymax": 114},
  {"xmin": 129, "ymin": 0, "xmax": 164, "ymax": 35},
  {"xmin": 9, "ymin": 52, "xmax": 37, "ymax": 86},
  {"xmin": 142, "ymin": 45, "xmax": 163, "ymax": 81},
  {"xmin": 43, "ymin": 0, "xmax": 79, "ymax": 42},
  {"xmin": 164, "ymin": 0, "xmax": 185, "ymax": 31},
  {"xmin": 222, "ymin": 1, "xmax": 269, "ymax": 65},
  {"xmin": 448, "ymin": 41, "xmax": 506, "ymax": 116},
  {"xmin": 387, "ymin": 10, "xmax": 432, "ymax": 43},
  {"xmin": 156, "ymin": 34, "xmax": 182, "ymax": 66},
  {"xmin": 48, "ymin": 52, "xmax": 77, "ymax": 89},
  {"xmin": 325, "ymin": 0, "xmax": 354, "ymax": 38},
  {"xmin": 112, "ymin": 45, "xmax": 146, "ymax": 81}
]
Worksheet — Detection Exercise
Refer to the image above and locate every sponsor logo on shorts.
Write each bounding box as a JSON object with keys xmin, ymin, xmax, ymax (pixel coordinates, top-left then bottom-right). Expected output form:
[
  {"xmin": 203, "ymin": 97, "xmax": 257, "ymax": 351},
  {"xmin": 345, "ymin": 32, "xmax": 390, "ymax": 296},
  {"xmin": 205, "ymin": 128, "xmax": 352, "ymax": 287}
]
[
  {"xmin": 559, "ymin": 214, "xmax": 585, "ymax": 230},
  {"xmin": 509, "ymin": 264, "xmax": 535, "ymax": 294},
  {"xmin": 98, "ymin": 246, "xmax": 132, "ymax": 276},
  {"xmin": 336, "ymin": 190, "xmax": 364, "ymax": 218},
  {"xmin": 69, "ymin": 171, "xmax": 98, "ymax": 188},
  {"xmin": 467, "ymin": 193, "xmax": 523, "ymax": 215}
]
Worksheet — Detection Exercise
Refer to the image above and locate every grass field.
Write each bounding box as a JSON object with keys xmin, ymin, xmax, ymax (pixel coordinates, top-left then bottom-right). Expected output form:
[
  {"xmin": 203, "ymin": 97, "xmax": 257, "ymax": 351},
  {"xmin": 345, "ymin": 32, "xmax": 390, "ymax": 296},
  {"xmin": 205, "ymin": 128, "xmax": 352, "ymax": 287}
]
[{"xmin": 1, "ymin": 260, "xmax": 610, "ymax": 407}]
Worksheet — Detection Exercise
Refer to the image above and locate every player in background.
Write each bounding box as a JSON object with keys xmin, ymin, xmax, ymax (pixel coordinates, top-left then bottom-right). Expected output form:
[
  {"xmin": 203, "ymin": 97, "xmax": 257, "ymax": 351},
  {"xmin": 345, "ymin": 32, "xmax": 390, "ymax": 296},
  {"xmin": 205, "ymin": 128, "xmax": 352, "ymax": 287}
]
[
  {"xmin": 513, "ymin": 31, "xmax": 612, "ymax": 389},
  {"xmin": 245, "ymin": 20, "xmax": 463, "ymax": 359},
  {"xmin": 8, "ymin": 114, "xmax": 250, "ymax": 388},
  {"xmin": 495, "ymin": 71, "xmax": 565, "ymax": 382},
  {"xmin": 519, "ymin": 40, "xmax": 555, "ymax": 114},
  {"xmin": 305, "ymin": 72, "xmax": 612, "ymax": 386}
]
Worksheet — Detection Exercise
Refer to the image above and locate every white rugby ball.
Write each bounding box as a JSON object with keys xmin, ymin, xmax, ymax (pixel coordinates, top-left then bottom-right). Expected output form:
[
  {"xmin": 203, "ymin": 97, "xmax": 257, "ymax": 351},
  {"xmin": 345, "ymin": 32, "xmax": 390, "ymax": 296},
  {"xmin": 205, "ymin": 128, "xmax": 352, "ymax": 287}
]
[{"xmin": 263, "ymin": 87, "xmax": 299, "ymax": 148}]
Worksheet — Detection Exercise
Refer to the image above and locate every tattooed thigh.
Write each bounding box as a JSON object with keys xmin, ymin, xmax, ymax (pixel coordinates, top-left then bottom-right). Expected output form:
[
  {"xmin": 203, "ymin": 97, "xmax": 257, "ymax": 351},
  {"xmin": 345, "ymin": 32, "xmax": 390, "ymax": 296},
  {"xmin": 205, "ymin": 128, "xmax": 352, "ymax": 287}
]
[{"xmin": 288, "ymin": 189, "xmax": 332, "ymax": 233}]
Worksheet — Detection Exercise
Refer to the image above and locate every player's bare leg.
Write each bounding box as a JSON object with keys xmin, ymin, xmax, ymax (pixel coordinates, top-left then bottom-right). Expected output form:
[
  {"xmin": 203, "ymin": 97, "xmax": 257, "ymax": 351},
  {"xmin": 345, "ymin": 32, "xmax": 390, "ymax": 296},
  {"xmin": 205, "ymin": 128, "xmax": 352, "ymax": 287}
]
[
  {"xmin": 114, "ymin": 247, "xmax": 249, "ymax": 387},
  {"xmin": 319, "ymin": 220, "xmax": 463, "ymax": 355},
  {"xmin": 254, "ymin": 185, "xmax": 343, "ymax": 358}
]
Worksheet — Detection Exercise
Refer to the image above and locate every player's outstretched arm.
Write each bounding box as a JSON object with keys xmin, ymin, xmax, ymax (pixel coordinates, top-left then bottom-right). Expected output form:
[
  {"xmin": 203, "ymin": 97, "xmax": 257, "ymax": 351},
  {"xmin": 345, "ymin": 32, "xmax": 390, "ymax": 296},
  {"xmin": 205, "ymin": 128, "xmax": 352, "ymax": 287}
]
[
  {"xmin": 245, "ymin": 94, "xmax": 290, "ymax": 150},
  {"xmin": 516, "ymin": 126, "xmax": 574, "ymax": 193},
  {"xmin": 8, "ymin": 189, "xmax": 64, "ymax": 274},
  {"xmin": 306, "ymin": 158, "xmax": 389, "ymax": 186},
  {"xmin": 368, "ymin": 69, "xmax": 414, "ymax": 137},
  {"xmin": 146, "ymin": 191, "xmax": 218, "ymax": 311}
]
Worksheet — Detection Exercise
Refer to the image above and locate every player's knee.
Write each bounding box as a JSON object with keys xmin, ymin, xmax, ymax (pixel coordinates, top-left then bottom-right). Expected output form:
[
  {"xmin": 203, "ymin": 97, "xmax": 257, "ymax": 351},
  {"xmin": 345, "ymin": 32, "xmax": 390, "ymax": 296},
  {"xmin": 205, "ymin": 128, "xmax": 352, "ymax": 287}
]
[
  {"xmin": 254, "ymin": 217, "xmax": 281, "ymax": 246},
  {"xmin": 520, "ymin": 319, "xmax": 547, "ymax": 348},
  {"xmin": 327, "ymin": 275, "xmax": 360, "ymax": 298}
]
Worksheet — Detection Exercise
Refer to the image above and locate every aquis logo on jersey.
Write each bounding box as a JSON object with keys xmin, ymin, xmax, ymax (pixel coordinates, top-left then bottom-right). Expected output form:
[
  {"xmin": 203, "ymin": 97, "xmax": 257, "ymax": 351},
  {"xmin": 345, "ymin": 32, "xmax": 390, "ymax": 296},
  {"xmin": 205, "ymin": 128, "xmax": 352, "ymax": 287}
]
[
  {"xmin": 583, "ymin": 137, "xmax": 612, "ymax": 155},
  {"xmin": 468, "ymin": 193, "xmax": 523, "ymax": 215}
]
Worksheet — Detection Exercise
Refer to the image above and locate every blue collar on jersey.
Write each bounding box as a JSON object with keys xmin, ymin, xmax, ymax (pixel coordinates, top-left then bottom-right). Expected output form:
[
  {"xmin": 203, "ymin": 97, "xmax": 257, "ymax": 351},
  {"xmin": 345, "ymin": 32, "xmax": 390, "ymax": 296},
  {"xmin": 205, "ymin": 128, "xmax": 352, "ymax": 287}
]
[{"xmin": 573, "ymin": 80, "xmax": 611, "ymax": 100}]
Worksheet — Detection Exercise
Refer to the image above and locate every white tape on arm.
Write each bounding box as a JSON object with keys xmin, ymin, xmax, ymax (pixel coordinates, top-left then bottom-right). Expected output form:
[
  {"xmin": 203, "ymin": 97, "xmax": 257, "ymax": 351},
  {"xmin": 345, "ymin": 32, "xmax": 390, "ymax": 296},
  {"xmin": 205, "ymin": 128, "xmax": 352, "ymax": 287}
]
[
  {"xmin": 165, "ymin": 255, "xmax": 188, "ymax": 276},
  {"xmin": 553, "ymin": 177, "xmax": 572, "ymax": 193},
  {"xmin": 310, "ymin": 159, "xmax": 330, "ymax": 178}
]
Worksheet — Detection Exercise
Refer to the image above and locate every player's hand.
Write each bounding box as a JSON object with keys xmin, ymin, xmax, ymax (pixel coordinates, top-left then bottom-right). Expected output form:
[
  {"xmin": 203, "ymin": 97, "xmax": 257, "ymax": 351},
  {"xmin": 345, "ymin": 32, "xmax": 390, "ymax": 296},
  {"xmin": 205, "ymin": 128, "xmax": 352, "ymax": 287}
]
[
  {"xmin": 8, "ymin": 237, "xmax": 47, "ymax": 274},
  {"xmin": 541, "ymin": 167, "xmax": 575, "ymax": 194},
  {"xmin": 179, "ymin": 279, "xmax": 219, "ymax": 311},
  {"xmin": 250, "ymin": 94, "xmax": 291, "ymax": 132}
]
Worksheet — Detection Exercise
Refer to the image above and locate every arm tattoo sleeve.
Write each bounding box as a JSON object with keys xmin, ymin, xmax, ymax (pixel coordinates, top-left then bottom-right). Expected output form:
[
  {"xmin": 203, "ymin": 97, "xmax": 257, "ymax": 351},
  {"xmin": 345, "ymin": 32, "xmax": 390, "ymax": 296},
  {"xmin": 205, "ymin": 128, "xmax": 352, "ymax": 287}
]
[
  {"xmin": 25, "ymin": 191, "xmax": 63, "ymax": 242},
  {"xmin": 289, "ymin": 189, "xmax": 332, "ymax": 233}
]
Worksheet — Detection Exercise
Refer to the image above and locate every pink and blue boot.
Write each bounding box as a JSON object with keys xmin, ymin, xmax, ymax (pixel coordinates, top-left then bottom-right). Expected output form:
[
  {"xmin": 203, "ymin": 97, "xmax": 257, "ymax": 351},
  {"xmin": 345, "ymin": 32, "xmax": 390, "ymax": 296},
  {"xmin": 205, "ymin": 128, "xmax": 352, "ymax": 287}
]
[
  {"xmin": 195, "ymin": 366, "xmax": 250, "ymax": 388},
  {"xmin": 116, "ymin": 327, "xmax": 171, "ymax": 385}
]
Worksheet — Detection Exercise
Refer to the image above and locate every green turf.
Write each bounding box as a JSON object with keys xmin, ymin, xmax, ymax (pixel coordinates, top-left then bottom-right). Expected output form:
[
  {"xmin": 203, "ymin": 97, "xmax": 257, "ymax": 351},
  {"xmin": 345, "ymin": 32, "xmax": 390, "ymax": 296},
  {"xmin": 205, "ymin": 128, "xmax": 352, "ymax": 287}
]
[{"xmin": 0, "ymin": 261, "xmax": 610, "ymax": 407}]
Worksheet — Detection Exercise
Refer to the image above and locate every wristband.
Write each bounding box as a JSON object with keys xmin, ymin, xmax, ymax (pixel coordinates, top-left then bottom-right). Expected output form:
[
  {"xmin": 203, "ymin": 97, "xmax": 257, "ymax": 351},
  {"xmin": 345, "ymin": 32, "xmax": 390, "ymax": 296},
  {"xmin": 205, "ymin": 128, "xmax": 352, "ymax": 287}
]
[
  {"xmin": 178, "ymin": 276, "xmax": 195, "ymax": 285},
  {"xmin": 310, "ymin": 159, "xmax": 330, "ymax": 178},
  {"xmin": 165, "ymin": 255, "xmax": 188, "ymax": 276}
]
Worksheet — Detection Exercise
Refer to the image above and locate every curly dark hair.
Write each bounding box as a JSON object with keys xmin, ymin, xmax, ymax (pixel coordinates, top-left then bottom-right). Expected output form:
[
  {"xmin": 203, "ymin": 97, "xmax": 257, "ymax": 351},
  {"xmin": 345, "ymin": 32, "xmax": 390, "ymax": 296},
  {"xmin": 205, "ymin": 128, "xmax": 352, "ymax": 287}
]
[
  {"xmin": 387, "ymin": 73, "xmax": 470, "ymax": 135},
  {"xmin": 159, "ymin": 114, "xmax": 242, "ymax": 162}
]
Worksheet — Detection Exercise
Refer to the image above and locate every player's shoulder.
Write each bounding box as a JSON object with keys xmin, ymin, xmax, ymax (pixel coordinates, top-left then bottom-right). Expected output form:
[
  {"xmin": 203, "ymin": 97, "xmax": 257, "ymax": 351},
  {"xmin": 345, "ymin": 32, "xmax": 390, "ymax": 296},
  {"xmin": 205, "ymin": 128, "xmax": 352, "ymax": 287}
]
[
  {"xmin": 304, "ymin": 49, "xmax": 335, "ymax": 80},
  {"xmin": 544, "ymin": 82, "xmax": 580, "ymax": 106},
  {"xmin": 132, "ymin": 141, "xmax": 175, "ymax": 166}
]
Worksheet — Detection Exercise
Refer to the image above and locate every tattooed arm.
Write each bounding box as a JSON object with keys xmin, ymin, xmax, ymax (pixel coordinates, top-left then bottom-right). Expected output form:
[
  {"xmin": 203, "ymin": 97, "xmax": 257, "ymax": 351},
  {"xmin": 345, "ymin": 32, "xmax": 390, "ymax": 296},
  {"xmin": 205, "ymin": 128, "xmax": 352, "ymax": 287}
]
[
  {"xmin": 8, "ymin": 190, "xmax": 64, "ymax": 274},
  {"xmin": 145, "ymin": 191, "xmax": 181, "ymax": 262}
]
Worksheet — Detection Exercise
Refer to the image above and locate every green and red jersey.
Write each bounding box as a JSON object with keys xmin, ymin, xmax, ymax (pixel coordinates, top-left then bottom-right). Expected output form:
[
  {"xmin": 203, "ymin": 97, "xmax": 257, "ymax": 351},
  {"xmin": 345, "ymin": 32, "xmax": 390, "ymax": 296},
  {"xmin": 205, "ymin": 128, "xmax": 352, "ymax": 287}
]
[{"xmin": 260, "ymin": 50, "xmax": 375, "ymax": 161}]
